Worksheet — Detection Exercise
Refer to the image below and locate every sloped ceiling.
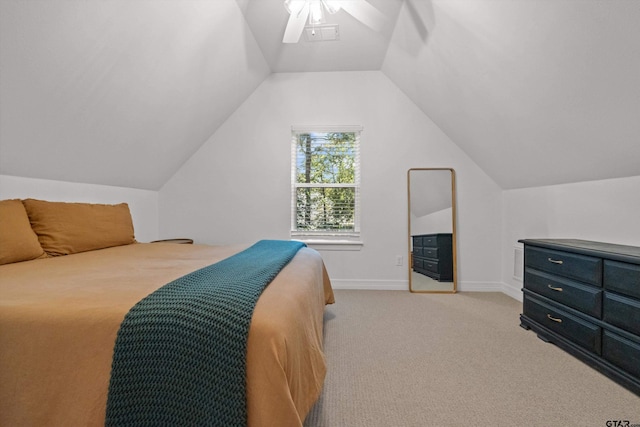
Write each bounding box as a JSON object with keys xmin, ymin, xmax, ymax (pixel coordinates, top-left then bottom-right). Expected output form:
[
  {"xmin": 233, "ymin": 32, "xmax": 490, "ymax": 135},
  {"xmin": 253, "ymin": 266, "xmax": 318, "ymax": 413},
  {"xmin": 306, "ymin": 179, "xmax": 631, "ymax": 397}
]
[
  {"xmin": 0, "ymin": 0, "xmax": 270, "ymax": 190},
  {"xmin": 238, "ymin": 0, "xmax": 403, "ymax": 72},
  {"xmin": 1, "ymin": 0, "xmax": 639, "ymax": 191},
  {"xmin": 383, "ymin": 0, "xmax": 640, "ymax": 189}
]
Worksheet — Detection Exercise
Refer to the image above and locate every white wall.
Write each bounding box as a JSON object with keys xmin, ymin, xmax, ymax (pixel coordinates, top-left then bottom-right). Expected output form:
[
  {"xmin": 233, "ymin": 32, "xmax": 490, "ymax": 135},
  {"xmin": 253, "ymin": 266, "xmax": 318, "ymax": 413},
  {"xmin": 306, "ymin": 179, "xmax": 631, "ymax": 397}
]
[
  {"xmin": 0, "ymin": 175, "xmax": 159, "ymax": 242},
  {"xmin": 501, "ymin": 175, "xmax": 640, "ymax": 300},
  {"xmin": 411, "ymin": 208, "xmax": 453, "ymax": 235},
  {"xmin": 160, "ymin": 71, "xmax": 503, "ymax": 291}
]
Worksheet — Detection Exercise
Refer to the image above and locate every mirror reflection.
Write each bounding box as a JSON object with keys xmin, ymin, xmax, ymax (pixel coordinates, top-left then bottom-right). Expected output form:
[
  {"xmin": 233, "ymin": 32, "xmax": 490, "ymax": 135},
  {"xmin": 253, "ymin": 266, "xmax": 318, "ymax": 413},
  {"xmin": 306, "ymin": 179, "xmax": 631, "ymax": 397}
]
[{"xmin": 408, "ymin": 168, "xmax": 457, "ymax": 293}]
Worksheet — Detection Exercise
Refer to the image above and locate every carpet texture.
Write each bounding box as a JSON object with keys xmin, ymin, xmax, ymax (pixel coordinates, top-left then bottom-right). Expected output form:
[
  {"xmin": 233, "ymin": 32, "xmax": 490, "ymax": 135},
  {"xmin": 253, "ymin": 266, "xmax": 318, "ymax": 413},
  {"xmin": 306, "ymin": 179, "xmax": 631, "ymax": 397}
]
[{"xmin": 305, "ymin": 290, "xmax": 640, "ymax": 427}]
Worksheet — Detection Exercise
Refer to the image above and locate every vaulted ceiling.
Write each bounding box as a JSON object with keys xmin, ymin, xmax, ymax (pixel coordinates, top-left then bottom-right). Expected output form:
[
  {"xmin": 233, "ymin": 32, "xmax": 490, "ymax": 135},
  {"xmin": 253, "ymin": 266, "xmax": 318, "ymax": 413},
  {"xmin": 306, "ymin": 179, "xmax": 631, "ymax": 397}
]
[
  {"xmin": 0, "ymin": 0, "xmax": 271, "ymax": 190},
  {"xmin": 237, "ymin": 0, "xmax": 405, "ymax": 72},
  {"xmin": 384, "ymin": 0, "xmax": 640, "ymax": 189},
  {"xmin": 1, "ymin": 0, "xmax": 639, "ymax": 190}
]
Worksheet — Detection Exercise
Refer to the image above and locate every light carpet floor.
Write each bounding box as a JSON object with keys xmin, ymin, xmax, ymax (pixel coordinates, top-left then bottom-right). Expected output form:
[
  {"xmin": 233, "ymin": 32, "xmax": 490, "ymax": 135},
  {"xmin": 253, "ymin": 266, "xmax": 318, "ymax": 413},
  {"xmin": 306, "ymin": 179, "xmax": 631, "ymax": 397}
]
[{"xmin": 304, "ymin": 290, "xmax": 640, "ymax": 427}]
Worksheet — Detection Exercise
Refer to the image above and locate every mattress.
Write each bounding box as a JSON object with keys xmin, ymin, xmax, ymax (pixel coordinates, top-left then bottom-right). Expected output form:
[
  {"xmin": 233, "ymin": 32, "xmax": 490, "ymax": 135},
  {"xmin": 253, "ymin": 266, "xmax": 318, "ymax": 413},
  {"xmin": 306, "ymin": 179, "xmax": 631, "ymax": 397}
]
[{"xmin": 0, "ymin": 242, "xmax": 334, "ymax": 427}]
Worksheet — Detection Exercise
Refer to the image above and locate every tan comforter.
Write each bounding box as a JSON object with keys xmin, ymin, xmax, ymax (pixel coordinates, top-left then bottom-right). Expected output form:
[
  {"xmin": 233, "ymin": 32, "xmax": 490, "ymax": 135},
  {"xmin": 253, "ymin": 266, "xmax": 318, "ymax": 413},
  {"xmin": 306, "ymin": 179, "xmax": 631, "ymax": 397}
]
[{"xmin": 0, "ymin": 242, "xmax": 334, "ymax": 427}]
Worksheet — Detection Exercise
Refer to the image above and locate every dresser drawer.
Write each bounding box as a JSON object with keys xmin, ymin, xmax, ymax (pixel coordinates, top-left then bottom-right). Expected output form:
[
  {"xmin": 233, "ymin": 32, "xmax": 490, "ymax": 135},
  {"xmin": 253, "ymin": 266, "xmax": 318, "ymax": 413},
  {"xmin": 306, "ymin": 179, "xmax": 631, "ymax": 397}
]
[
  {"xmin": 525, "ymin": 246, "xmax": 602, "ymax": 286},
  {"xmin": 420, "ymin": 234, "xmax": 451, "ymax": 248},
  {"xmin": 422, "ymin": 247, "xmax": 439, "ymax": 259},
  {"xmin": 604, "ymin": 260, "xmax": 640, "ymax": 300},
  {"xmin": 422, "ymin": 235, "xmax": 438, "ymax": 247},
  {"xmin": 602, "ymin": 331, "xmax": 640, "ymax": 378},
  {"xmin": 603, "ymin": 292, "xmax": 640, "ymax": 336},
  {"xmin": 524, "ymin": 269, "xmax": 602, "ymax": 318},
  {"xmin": 523, "ymin": 296, "xmax": 601, "ymax": 354},
  {"xmin": 422, "ymin": 259, "xmax": 440, "ymax": 274},
  {"xmin": 413, "ymin": 257, "xmax": 423, "ymax": 270}
]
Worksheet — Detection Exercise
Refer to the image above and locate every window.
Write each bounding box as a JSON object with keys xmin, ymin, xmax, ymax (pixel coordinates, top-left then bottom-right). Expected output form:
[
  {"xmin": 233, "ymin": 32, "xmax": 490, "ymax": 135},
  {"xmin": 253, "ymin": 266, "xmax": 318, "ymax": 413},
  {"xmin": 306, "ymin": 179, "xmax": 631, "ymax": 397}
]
[{"xmin": 291, "ymin": 125, "xmax": 361, "ymax": 242}]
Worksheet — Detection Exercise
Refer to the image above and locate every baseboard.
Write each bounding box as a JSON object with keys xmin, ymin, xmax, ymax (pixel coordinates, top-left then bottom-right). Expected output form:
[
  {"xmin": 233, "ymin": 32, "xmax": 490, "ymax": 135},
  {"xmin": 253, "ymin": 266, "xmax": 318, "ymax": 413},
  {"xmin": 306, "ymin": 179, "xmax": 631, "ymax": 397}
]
[
  {"xmin": 457, "ymin": 281, "xmax": 522, "ymax": 301},
  {"xmin": 330, "ymin": 279, "xmax": 408, "ymax": 291},
  {"xmin": 330, "ymin": 279, "xmax": 523, "ymax": 301},
  {"xmin": 456, "ymin": 281, "xmax": 502, "ymax": 292},
  {"xmin": 501, "ymin": 281, "xmax": 523, "ymax": 302}
]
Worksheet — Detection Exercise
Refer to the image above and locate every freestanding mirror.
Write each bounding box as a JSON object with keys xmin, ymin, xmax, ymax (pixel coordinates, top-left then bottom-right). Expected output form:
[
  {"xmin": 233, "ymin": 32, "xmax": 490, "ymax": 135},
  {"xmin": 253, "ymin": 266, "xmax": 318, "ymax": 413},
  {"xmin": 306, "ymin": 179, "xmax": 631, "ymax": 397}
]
[{"xmin": 408, "ymin": 168, "xmax": 457, "ymax": 293}]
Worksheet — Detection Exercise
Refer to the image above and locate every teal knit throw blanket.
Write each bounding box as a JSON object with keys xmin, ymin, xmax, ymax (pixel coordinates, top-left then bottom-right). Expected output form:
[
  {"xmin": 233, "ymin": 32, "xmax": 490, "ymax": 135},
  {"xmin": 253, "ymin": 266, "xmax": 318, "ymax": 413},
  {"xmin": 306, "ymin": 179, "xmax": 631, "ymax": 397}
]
[{"xmin": 105, "ymin": 240, "xmax": 306, "ymax": 427}]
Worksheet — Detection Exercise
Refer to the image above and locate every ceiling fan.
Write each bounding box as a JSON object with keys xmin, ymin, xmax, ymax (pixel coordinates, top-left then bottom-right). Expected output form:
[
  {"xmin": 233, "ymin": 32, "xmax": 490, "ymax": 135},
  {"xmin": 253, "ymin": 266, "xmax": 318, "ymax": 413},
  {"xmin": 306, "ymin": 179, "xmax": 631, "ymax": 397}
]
[{"xmin": 282, "ymin": 0, "xmax": 387, "ymax": 43}]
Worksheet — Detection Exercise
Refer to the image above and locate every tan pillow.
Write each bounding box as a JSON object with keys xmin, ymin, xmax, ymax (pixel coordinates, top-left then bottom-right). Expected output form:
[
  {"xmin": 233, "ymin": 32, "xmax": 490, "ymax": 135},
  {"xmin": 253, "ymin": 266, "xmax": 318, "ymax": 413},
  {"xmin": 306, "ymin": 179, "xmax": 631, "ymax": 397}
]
[
  {"xmin": 23, "ymin": 199, "xmax": 136, "ymax": 256},
  {"xmin": 0, "ymin": 199, "xmax": 47, "ymax": 265}
]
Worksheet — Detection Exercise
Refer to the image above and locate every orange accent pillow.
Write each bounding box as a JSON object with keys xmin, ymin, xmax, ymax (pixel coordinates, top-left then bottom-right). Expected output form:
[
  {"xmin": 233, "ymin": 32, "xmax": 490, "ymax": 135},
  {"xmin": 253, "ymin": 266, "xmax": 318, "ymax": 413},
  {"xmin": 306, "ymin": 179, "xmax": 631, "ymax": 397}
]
[
  {"xmin": 22, "ymin": 199, "xmax": 136, "ymax": 256},
  {"xmin": 0, "ymin": 199, "xmax": 47, "ymax": 265}
]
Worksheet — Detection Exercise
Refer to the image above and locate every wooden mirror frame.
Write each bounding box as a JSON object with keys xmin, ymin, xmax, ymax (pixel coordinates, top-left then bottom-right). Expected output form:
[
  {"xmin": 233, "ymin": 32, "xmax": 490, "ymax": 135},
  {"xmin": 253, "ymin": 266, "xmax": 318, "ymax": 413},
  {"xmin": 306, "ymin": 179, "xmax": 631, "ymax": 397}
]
[{"xmin": 407, "ymin": 168, "xmax": 457, "ymax": 293}]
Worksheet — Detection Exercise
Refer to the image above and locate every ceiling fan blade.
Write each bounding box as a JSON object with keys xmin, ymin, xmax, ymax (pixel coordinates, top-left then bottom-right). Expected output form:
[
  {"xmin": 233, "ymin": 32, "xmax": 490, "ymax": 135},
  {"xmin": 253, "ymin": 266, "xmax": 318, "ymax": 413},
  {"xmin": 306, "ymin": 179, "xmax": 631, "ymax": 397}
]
[
  {"xmin": 340, "ymin": 0, "xmax": 387, "ymax": 32},
  {"xmin": 283, "ymin": 3, "xmax": 310, "ymax": 43}
]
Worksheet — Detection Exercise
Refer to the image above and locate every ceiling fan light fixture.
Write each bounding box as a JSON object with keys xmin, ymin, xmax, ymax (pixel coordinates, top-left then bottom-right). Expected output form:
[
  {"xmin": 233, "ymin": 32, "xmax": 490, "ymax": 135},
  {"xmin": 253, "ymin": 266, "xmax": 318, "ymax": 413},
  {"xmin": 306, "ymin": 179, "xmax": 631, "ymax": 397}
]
[
  {"xmin": 286, "ymin": 0, "xmax": 386, "ymax": 44},
  {"xmin": 284, "ymin": 0, "xmax": 307, "ymax": 15},
  {"xmin": 285, "ymin": 0, "xmax": 341, "ymax": 19},
  {"xmin": 309, "ymin": 1, "xmax": 324, "ymax": 25}
]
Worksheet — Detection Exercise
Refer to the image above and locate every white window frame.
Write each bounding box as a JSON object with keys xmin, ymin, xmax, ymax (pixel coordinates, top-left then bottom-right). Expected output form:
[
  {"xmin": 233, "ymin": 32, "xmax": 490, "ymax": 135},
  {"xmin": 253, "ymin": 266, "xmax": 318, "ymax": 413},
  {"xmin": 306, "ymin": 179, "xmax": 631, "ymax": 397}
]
[{"xmin": 290, "ymin": 125, "xmax": 363, "ymax": 250}]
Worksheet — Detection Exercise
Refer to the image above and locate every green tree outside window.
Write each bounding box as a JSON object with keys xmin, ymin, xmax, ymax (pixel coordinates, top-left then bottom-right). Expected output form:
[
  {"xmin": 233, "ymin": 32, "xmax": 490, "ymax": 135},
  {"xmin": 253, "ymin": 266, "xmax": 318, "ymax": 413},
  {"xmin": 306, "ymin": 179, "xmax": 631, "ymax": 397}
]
[{"xmin": 294, "ymin": 131, "xmax": 358, "ymax": 233}]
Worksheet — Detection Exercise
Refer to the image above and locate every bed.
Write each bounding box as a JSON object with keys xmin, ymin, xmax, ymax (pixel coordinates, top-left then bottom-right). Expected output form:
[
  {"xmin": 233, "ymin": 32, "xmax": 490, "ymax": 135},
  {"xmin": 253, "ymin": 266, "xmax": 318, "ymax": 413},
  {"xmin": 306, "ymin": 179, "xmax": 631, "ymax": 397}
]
[{"xmin": 0, "ymin": 199, "xmax": 334, "ymax": 426}]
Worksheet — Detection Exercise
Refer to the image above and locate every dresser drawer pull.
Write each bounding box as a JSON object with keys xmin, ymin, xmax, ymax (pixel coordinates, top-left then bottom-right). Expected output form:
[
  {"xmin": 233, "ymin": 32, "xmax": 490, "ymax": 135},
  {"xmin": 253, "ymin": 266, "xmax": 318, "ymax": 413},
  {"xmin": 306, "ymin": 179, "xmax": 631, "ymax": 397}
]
[
  {"xmin": 546, "ymin": 314, "xmax": 563, "ymax": 323},
  {"xmin": 547, "ymin": 285, "xmax": 563, "ymax": 292},
  {"xmin": 547, "ymin": 258, "xmax": 564, "ymax": 265}
]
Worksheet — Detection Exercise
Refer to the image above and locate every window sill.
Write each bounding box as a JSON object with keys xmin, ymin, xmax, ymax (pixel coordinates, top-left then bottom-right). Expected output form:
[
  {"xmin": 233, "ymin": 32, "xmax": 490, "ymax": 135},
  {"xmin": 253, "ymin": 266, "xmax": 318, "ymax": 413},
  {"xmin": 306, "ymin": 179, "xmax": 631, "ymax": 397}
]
[{"xmin": 294, "ymin": 239, "xmax": 363, "ymax": 251}]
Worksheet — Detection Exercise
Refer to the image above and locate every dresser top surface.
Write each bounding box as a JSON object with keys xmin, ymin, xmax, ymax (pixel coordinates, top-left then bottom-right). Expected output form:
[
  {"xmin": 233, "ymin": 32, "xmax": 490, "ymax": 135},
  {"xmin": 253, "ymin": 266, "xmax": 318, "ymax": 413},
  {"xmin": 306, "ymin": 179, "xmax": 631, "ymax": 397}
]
[{"xmin": 519, "ymin": 239, "xmax": 640, "ymax": 263}]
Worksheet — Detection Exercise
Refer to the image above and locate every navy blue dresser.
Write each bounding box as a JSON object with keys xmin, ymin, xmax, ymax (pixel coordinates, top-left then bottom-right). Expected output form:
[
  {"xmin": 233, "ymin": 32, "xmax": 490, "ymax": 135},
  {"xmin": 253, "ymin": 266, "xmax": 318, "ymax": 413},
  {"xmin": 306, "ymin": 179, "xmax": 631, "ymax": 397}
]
[
  {"xmin": 412, "ymin": 233, "xmax": 453, "ymax": 281},
  {"xmin": 520, "ymin": 239, "xmax": 640, "ymax": 396}
]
